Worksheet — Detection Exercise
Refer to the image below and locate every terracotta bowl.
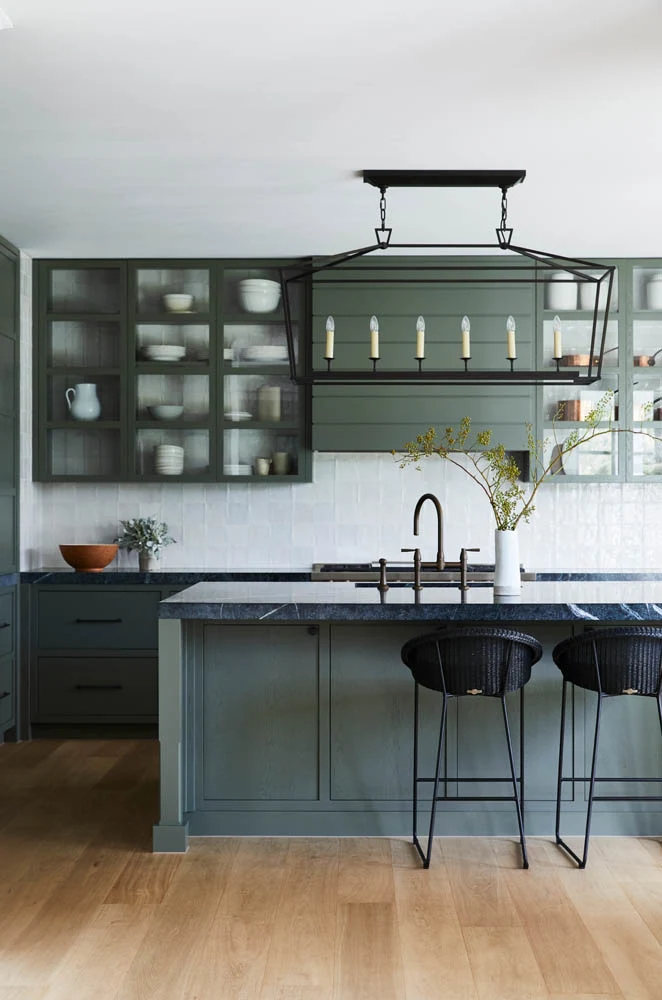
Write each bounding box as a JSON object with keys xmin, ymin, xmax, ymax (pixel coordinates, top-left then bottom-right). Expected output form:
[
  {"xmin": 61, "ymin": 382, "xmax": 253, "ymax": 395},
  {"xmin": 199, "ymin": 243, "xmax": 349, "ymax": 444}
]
[{"xmin": 59, "ymin": 543, "xmax": 118, "ymax": 573}]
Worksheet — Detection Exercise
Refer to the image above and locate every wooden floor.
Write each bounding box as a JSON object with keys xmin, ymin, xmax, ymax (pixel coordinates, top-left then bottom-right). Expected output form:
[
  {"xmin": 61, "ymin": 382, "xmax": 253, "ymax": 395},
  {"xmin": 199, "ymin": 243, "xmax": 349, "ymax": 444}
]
[{"xmin": 0, "ymin": 740, "xmax": 662, "ymax": 1000}]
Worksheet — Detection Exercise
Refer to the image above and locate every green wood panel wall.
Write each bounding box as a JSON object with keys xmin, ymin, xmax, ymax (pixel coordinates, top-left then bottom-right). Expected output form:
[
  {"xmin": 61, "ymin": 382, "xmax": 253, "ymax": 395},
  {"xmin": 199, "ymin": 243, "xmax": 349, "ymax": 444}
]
[{"xmin": 311, "ymin": 260, "xmax": 536, "ymax": 451}]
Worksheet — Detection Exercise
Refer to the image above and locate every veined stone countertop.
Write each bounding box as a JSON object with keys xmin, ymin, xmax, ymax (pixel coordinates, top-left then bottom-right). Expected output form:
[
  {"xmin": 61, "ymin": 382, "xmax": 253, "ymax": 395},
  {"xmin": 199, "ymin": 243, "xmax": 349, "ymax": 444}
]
[{"xmin": 158, "ymin": 579, "xmax": 662, "ymax": 623}]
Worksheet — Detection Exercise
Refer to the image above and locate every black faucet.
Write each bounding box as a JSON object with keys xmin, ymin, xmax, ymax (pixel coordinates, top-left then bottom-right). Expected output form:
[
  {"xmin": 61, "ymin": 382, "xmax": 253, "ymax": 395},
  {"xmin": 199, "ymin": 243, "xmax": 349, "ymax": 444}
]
[{"xmin": 413, "ymin": 493, "xmax": 444, "ymax": 570}]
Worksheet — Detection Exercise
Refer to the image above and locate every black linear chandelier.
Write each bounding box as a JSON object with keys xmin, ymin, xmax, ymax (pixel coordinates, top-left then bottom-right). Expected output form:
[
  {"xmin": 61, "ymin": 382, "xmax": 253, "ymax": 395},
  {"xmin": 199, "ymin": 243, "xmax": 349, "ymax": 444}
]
[{"xmin": 280, "ymin": 170, "xmax": 615, "ymax": 386}]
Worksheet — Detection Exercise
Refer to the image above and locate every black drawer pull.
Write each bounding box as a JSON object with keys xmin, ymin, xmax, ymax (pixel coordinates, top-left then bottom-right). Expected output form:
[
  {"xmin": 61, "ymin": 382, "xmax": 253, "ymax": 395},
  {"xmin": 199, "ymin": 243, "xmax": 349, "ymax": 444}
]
[
  {"xmin": 74, "ymin": 618, "xmax": 123, "ymax": 625},
  {"xmin": 74, "ymin": 684, "xmax": 123, "ymax": 692},
  {"xmin": 0, "ymin": 622, "xmax": 9, "ymax": 629},
  {"xmin": 0, "ymin": 691, "xmax": 9, "ymax": 700}
]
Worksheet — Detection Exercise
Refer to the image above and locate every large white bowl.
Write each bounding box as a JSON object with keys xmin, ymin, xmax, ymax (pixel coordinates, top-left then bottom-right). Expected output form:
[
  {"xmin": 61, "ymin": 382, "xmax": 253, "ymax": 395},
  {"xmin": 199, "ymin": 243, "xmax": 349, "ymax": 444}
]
[
  {"xmin": 163, "ymin": 293, "xmax": 193, "ymax": 313},
  {"xmin": 143, "ymin": 344, "xmax": 186, "ymax": 361},
  {"xmin": 243, "ymin": 344, "xmax": 288, "ymax": 362},
  {"xmin": 148, "ymin": 404, "xmax": 184, "ymax": 420},
  {"xmin": 238, "ymin": 279, "xmax": 281, "ymax": 313}
]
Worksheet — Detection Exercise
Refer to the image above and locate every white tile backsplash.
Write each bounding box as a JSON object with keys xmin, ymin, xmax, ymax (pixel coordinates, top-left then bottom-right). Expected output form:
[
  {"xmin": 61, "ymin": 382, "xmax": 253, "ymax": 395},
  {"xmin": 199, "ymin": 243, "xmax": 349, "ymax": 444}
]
[{"xmin": 18, "ymin": 256, "xmax": 662, "ymax": 573}]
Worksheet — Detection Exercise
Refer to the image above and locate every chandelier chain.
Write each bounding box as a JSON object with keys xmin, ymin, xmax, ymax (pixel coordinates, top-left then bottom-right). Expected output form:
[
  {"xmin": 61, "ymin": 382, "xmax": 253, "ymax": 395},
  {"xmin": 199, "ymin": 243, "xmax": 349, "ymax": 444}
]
[
  {"xmin": 379, "ymin": 187, "xmax": 388, "ymax": 232},
  {"xmin": 500, "ymin": 188, "xmax": 508, "ymax": 230}
]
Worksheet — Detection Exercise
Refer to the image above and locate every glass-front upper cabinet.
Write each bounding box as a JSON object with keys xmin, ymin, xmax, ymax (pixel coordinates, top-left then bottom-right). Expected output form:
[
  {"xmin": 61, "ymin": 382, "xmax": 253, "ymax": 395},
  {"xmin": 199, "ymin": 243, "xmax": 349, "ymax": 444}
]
[
  {"xmin": 539, "ymin": 265, "xmax": 621, "ymax": 481},
  {"xmin": 130, "ymin": 264, "xmax": 214, "ymax": 481},
  {"xmin": 220, "ymin": 264, "xmax": 306, "ymax": 479},
  {"xmin": 38, "ymin": 262, "xmax": 125, "ymax": 480},
  {"xmin": 629, "ymin": 265, "xmax": 662, "ymax": 478}
]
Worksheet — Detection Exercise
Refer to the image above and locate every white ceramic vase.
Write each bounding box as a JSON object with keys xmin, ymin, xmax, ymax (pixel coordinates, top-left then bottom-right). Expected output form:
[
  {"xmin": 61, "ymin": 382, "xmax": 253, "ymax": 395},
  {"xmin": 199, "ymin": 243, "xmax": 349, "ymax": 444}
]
[
  {"xmin": 138, "ymin": 552, "xmax": 159, "ymax": 572},
  {"xmin": 494, "ymin": 529, "xmax": 520, "ymax": 597},
  {"xmin": 65, "ymin": 383, "xmax": 101, "ymax": 421}
]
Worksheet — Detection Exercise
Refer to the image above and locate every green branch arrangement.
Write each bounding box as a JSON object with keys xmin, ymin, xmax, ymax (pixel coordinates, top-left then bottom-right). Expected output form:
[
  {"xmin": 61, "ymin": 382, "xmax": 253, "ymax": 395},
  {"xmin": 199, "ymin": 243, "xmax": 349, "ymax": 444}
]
[{"xmin": 395, "ymin": 392, "xmax": 662, "ymax": 532}]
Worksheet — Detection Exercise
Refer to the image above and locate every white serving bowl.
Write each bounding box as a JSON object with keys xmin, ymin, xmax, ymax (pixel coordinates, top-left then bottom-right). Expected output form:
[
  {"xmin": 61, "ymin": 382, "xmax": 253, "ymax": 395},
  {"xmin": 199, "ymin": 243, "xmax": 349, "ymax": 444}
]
[
  {"xmin": 163, "ymin": 293, "xmax": 193, "ymax": 313},
  {"xmin": 238, "ymin": 278, "xmax": 281, "ymax": 313},
  {"xmin": 143, "ymin": 345, "xmax": 186, "ymax": 362},
  {"xmin": 243, "ymin": 344, "xmax": 288, "ymax": 362},
  {"xmin": 148, "ymin": 404, "xmax": 184, "ymax": 420}
]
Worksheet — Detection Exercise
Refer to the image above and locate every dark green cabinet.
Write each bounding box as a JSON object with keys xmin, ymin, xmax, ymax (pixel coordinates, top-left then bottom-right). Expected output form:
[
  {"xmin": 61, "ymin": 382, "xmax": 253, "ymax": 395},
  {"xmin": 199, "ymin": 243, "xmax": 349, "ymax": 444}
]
[
  {"xmin": 0, "ymin": 235, "xmax": 18, "ymax": 742},
  {"xmin": 33, "ymin": 259, "xmax": 311, "ymax": 483},
  {"xmin": 28, "ymin": 586, "xmax": 171, "ymax": 728}
]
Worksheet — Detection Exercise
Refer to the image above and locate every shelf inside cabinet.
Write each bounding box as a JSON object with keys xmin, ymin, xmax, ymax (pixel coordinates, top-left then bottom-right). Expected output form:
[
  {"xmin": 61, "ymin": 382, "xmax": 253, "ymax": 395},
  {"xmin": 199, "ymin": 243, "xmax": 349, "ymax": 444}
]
[
  {"xmin": 46, "ymin": 367, "xmax": 121, "ymax": 376},
  {"xmin": 46, "ymin": 312, "xmax": 122, "ymax": 323},
  {"xmin": 47, "ymin": 420, "xmax": 121, "ymax": 430},
  {"xmin": 135, "ymin": 312, "xmax": 211, "ymax": 324},
  {"xmin": 135, "ymin": 362, "xmax": 210, "ymax": 374}
]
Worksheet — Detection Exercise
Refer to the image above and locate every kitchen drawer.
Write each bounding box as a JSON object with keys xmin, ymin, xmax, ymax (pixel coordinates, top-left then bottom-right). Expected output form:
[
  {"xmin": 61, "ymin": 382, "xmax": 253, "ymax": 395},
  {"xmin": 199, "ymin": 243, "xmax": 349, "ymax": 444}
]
[
  {"xmin": 37, "ymin": 590, "xmax": 160, "ymax": 650},
  {"xmin": 0, "ymin": 654, "xmax": 13, "ymax": 728},
  {"xmin": 35, "ymin": 656, "xmax": 157, "ymax": 720},
  {"xmin": 0, "ymin": 589, "xmax": 13, "ymax": 658}
]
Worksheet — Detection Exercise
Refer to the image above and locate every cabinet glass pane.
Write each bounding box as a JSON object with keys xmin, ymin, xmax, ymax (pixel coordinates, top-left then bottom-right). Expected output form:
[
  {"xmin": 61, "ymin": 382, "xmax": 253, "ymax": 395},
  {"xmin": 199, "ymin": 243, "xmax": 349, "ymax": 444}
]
[
  {"xmin": 135, "ymin": 268, "xmax": 210, "ymax": 315},
  {"xmin": 223, "ymin": 322, "xmax": 295, "ymax": 367},
  {"xmin": 48, "ymin": 375, "xmax": 120, "ymax": 422},
  {"xmin": 49, "ymin": 428, "xmax": 121, "ymax": 477},
  {"xmin": 47, "ymin": 375, "xmax": 120, "ymax": 423},
  {"xmin": 633, "ymin": 267, "xmax": 662, "ymax": 311},
  {"xmin": 135, "ymin": 429, "xmax": 209, "ymax": 477},
  {"xmin": 632, "ymin": 374, "xmax": 662, "ymax": 477},
  {"xmin": 223, "ymin": 428, "xmax": 299, "ymax": 477},
  {"xmin": 49, "ymin": 320, "xmax": 121, "ymax": 368},
  {"xmin": 632, "ymin": 320, "xmax": 662, "ymax": 367},
  {"xmin": 632, "ymin": 432, "xmax": 662, "ymax": 477},
  {"xmin": 542, "ymin": 318, "xmax": 618, "ymax": 368},
  {"xmin": 49, "ymin": 268, "xmax": 120, "ymax": 314},
  {"xmin": 543, "ymin": 374, "xmax": 618, "ymax": 423},
  {"xmin": 135, "ymin": 323, "xmax": 209, "ymax": 362},
  {"xmin": 0, "ymin": 332, "xmax": 15, "ymax": 417},
  {"xmin": 136, "ymin": 374, "xmax": 209, "ymax": 422},
  {"xmin": 632, "ymin": 376, "xmax": 662, "ymax": 422},
  {"xmin": 543, "ymin": 427, "xmax": 618, "ymax": 478},
  {"xmin": 223, "ymin": 373, "xmax": 298, "ymax": 424}
]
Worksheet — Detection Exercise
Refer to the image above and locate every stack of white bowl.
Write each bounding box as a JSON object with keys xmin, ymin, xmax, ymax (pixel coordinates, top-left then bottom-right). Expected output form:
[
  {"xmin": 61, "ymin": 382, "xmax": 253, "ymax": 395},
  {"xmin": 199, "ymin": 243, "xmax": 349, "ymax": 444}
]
[
  {"xmin": 154, "ymin": 444, "xmax": 184, "ymax": 475},
  {"xmin": 238, "ymin": 278, "xmax": 281, "ymax": 313}
]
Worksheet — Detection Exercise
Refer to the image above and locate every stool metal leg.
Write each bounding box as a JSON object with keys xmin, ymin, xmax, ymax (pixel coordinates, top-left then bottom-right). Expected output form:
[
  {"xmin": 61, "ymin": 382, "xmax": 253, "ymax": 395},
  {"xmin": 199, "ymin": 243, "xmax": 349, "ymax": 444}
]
[
  {"xmin": 581, "ymin": 692, "xmax": 604, "ymax": 868},
  {"xmin": 501, "ymin": 693, "xmax": 528, "ymax": 869},
  {"xmin": 555, "ymin": 677, "xmax": 568, "ymax": 849},
  {"xmin": 413, "ymin": 691, "xmax": 447, "ymax": 869},
  {"xmin": 412, "ymin": 681, "xmax": 420, "ymax": 848},
  {"xmin": 556, "ymin": 682, "xmax": 604, "ymax": 869}
]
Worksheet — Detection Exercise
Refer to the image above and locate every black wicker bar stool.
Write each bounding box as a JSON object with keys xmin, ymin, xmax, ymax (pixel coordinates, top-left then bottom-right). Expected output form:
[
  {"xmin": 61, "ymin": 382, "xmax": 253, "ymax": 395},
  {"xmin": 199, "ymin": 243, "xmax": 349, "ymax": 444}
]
[
  {"xmin": 553, "ymin": 626, "xmax": 662, "ymax": 868},
  {"xmin": 401, "ymin": 626, "xmax": 543, "ymax": 870}
]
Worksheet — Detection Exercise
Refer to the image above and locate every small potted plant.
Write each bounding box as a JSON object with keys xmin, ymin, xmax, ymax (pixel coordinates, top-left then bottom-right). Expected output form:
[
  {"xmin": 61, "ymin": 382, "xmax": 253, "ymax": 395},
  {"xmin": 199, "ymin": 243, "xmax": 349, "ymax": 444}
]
[{"xmin": 115, "ymin": 516, "xmax": 175, "ymax": 571}]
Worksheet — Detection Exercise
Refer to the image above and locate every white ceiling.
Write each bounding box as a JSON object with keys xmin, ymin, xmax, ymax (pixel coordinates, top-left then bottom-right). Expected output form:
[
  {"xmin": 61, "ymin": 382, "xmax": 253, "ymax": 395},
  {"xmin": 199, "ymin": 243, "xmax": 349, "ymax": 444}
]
[{"xmin": 1, "ymin": 0, "xmax": 661, "ymax": 258}]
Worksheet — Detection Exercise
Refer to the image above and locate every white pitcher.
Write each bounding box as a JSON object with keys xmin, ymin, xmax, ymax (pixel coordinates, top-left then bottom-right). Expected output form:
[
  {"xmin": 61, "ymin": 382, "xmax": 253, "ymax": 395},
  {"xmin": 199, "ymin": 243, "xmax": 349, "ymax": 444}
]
[{"xmin": 65, "ymin": 383, "xmax": 101, "ymax": 421}]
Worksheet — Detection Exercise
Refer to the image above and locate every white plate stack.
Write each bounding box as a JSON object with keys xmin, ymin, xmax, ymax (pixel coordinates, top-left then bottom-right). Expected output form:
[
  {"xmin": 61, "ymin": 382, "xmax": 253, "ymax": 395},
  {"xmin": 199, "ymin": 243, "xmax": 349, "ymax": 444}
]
[{"xmin": 154, "ymin": 444, "xmax": 184, "ymax": 475}]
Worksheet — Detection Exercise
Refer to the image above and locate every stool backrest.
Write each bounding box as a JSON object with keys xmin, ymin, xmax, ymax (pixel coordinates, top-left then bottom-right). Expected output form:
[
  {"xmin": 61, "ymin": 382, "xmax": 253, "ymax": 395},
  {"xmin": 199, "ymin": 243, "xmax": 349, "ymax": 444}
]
[
  {"xmin": 553, "ymin": 627, "xmax": 662, "ymax": 696},
  {"xmin": 401, "ymin": 627, "xmax": 543, "ymax": 697}
]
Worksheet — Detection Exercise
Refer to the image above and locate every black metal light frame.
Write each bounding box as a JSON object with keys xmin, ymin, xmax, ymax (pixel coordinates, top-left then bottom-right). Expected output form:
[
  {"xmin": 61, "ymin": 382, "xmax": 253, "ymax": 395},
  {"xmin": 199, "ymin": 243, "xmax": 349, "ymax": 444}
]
[{"xmin": 280, "ymin": 170, "xmax": 615, "ymax": 386}]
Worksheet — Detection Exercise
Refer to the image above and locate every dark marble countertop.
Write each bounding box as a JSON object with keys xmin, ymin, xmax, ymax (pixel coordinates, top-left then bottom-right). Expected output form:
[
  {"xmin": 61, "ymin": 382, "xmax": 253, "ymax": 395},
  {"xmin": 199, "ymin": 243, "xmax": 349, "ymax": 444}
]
[
  {"xmin": 159, "ymin": 580, "xmax": 662, "ymax": 623},
  {"xmin": 20, "ymin": 568, "xmax": 311, "ymax": 584}
]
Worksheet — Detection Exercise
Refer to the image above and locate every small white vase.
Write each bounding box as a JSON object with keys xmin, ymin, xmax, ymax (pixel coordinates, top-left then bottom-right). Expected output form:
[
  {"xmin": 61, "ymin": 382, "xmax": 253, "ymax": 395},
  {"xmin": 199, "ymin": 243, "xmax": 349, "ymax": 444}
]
[
  {"xmin": 65, "ymin": 383, "xmax": 101, "ymax": 421},
  {"xmin": 138, "ymin": 552, "xmax": 159, "ymax": 572},
  {"xmin": 494, "ymin": 529, "xmax": 520, "ymax": 596}
]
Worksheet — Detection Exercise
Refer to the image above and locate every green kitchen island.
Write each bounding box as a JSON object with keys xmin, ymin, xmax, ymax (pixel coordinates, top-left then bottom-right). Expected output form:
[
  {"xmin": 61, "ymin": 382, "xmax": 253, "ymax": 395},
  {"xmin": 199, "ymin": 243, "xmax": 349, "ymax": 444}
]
[{"xmin": 153, "ymin": 580, "xmax": 662, "ymax": 852}]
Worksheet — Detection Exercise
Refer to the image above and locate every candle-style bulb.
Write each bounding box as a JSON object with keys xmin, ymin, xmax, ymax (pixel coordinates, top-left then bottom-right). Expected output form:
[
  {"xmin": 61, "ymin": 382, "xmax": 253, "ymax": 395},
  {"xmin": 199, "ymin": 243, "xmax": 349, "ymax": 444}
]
[
  {"xmin": 415, "ymin": 316, "xmax": 425, "ymax": 360},
  {"xmin": 369, "ymin": 315, "xmax": 379, "ymax": 360},
  {"xmin": 460, "ymin": 315, "xmax": 471, "ymax": 360},
  {"xmin": 506, "ymin": 315, "xmax": 517, "ymax": 360},
  {"xmin": 552, "ymin": 314, "xmax": 563, "ymax": 361},
  {"xmin": 324, "ymin": 315, "xmax": 335, "ymax": 360}
]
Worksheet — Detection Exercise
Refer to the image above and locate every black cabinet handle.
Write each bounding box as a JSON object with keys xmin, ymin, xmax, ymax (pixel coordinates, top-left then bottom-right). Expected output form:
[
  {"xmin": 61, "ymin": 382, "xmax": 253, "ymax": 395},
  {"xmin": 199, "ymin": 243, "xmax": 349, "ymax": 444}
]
[
  {"xmin": 74, "ymin": 618, "xmax": 123, "ymax": 625},
  {"xmin": 0, "ymin": 691, "xmax": 9, "ymax": 700},
  {"xmin": 0, "ymin": 622, "xmax": 9, "ymax": 629},
  {"xmin": 74, "ymin": 684, "xmax": 123, "ymax": 692}
]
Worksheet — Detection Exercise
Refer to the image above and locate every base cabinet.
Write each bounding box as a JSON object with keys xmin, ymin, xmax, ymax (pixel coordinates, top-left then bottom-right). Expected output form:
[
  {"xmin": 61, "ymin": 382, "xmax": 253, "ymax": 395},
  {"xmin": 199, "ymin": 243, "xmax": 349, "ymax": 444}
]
[
  {"xmin": 179, "ymin": 620, "xmax": 662, "ymax": 840},
  {"xmin": 27, "ymin": 585, "xmax": 177, "ymax": 731},
  {"xmin": 0, "ymin": 585, "xmax": 16, "ymax": 739}
]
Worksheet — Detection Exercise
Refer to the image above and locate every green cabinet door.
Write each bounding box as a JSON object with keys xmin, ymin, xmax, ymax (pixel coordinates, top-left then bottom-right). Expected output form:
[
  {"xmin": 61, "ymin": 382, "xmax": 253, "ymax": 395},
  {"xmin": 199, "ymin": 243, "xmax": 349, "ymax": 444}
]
[{"xmin": 199, "ymin": 624, "xmax": 321, "ymax": 802}]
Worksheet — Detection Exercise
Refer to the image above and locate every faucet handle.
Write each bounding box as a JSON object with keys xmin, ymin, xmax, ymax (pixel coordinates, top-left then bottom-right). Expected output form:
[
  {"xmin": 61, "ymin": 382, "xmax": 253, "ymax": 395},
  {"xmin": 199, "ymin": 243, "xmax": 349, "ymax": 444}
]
[{"xmin": 378, "ymin": 557, "xmax": 389, "ymax": 593}]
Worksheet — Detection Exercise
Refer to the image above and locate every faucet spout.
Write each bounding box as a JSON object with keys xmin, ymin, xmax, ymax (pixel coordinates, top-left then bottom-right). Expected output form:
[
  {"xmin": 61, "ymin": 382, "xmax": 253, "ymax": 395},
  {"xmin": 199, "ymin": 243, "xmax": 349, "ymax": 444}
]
[{"xmin": 413, "ymin": 493, "xmax": 444, "ymax": 571}]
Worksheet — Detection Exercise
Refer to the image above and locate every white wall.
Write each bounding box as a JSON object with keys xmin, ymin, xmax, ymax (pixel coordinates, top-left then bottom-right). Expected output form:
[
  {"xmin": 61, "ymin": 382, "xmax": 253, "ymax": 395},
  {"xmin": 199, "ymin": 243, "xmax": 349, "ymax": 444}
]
[{"xmin": 19, "ymin": 259, "xmax": 662, "ymax": 573}]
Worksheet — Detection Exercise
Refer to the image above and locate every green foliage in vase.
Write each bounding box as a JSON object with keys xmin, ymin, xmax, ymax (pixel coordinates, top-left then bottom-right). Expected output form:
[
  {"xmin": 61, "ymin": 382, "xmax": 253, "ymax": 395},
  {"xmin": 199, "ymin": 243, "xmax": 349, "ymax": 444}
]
[
  {"xmin": 395, "ymin": 391, "xmax": 655, "ymax": 531},
  {"xmin": 114, "ymin": 516, "xmax": 175, "ymax": 557}
]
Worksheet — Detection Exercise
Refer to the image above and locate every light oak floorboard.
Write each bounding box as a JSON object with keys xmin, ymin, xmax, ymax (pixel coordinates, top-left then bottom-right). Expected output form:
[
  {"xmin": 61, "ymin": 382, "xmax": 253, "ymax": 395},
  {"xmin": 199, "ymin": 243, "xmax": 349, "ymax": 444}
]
[{"xmin": 4, "ymin": 741, "xmax": 662, "ymax": 1000}]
